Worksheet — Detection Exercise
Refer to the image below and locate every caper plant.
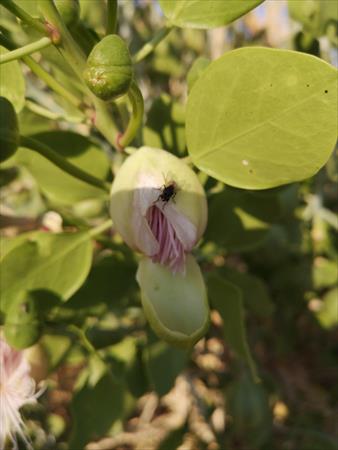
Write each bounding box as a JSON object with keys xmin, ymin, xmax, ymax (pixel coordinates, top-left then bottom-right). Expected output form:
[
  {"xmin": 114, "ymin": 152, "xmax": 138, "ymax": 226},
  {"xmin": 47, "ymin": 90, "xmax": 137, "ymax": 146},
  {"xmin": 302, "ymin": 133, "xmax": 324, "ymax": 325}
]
[{"xmin": 0, "ymin": 1, "xmax": 337, "ymax": 448}]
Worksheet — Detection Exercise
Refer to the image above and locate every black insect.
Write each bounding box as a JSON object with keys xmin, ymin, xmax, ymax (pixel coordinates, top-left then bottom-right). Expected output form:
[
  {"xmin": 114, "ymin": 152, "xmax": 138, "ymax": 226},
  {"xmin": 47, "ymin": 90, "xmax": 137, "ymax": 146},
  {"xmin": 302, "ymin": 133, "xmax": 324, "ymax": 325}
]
[{"xmin": 156, "ymin": 181, "xmax": 178, "ymax": 205}]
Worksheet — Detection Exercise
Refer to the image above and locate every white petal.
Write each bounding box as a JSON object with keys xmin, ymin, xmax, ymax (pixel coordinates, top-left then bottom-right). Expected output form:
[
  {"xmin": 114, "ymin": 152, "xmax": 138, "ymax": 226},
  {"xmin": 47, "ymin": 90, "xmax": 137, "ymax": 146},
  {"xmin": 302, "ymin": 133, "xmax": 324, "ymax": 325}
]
[
  {"xmin": 132, "ymin": 209, "xmax": 159, "ymax": 256},
  {"xmin": 132, "ymin": 172, "xmax": 162, "ymax": 256},
  {"xmin": 162, "ymin": 203, "xmax": 197, "ymax": 251}
]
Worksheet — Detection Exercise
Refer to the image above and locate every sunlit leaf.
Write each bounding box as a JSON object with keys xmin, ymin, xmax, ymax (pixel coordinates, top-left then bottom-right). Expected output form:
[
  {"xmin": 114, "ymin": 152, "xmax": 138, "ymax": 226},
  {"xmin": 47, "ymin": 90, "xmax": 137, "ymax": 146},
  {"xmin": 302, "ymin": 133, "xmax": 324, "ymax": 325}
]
[
  {"xmin": 0, "ymin": 46, "xmax": 25, "ymax": 112},
  {"xmin": 206, "ymin": 187, "xmax": 281, "ymax": 251},
  {"xmin": 316, "ymin": 288, "xmax": 338, "ymax": 329},
  {"xmin": 159, "ymin": 0, "xmax": 264, "ymax": 29},
  {"xmin": 143, "ymin": 94, "xmax": 186, "ymax": 156},
  {"xmin": 144, "ymin": 331, "xmax": 189, "ymax": 396},
  {"xmin": 13, "ymin": 131, "xmax": 110, "ymax": 205},
  {"xmin": 208, "ymin": 276, "xmax": 258, "ymax": 380},
  {"xmin": 1, "ymin": 231, "xmax": 92, "ymax": 313},
  {"xmin": 186, "ymin": 48, "xmax": 337, "ymax": 189}
]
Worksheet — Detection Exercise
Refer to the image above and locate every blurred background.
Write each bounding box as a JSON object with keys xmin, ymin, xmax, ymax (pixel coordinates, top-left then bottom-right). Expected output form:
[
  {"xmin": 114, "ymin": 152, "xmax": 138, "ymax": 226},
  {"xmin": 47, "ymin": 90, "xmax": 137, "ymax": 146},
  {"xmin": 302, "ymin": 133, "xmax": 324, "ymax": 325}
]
[{"xmin": 0, "ymin": 1, "xmax": 337, "ymax": 449}]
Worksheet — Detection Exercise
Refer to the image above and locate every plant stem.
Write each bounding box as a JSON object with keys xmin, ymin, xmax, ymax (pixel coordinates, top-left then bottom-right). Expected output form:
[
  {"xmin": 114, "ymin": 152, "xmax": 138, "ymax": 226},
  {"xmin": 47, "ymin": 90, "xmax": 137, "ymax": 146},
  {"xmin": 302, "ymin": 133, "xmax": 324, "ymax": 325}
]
[
  {"xmin": 0, "ymin": 0, "xmax": 46, "ymax": 34},
  {"xmin": 133, "ymin": 24, "xmax": 173, "ymax": 63},
  {"xmin": 106, "ymin": 0, "xmax": 118, "ymax": 35},
  {"xmin": 0, "ymin": 37, "xmax": 52, "ymax": 64},
  {"xmin": 118, "ymin": 81, "xmax": 144, "ymax": 149},
  {"xmin": 68, "ymin": 324, "xmax": 118, "ymax": 382},
  {"xmin": 0, "ymin": 33, "xmax": 83, "ymax": 110},
  {"xmin": 88, "ymin": 219, "xmax": 113, "ymax": 238},
  {"xmin": 37, "ymin": 0, "xmax": 86, "ymax": 78},
  {"xmin": 38, "ymin": 0, "xmax": 119, "ymax": 147},
  {"xmin": 25, "ymin": 99, "xmax": 83, "ymax": 123},
  {"xmin": 92, "ymin": 98, "xmax": 119, "ymax": 146},
  {"xmin": 25, "ymin": 100, "xmax": 63, "ymax": 120},
  {"xmin": 20, "ymin": 135, "xmax": 110, "ymax": 192}
]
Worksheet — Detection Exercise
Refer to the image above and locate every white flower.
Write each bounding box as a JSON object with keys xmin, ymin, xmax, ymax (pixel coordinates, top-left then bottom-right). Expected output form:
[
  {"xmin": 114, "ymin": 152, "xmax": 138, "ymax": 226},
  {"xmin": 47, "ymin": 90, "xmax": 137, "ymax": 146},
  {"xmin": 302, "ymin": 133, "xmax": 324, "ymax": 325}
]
[
  {"xmin": 110, "ymin": 147, "xmax": 207, "ymax": 274},
  {"xmin": 0, "ymin": 337, "xmax": 39, "ymax": 450}
]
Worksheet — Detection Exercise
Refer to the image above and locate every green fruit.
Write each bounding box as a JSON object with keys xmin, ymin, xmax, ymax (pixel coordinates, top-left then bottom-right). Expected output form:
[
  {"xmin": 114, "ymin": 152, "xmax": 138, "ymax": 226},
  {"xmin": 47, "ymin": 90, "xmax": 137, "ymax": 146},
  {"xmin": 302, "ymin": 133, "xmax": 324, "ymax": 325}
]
[
  {"xmin": 0, "ymin": 97, "xmax": 19, "ymax": 162},
  {"xmin": 83, "ymin": 35, "xmax": 133, "ymax": 101},
  {"xmin": 4, "ymin": 295, "xmax": 42, "ymax": 350},
  {"xmin": 55, "ymin": 0, "xmax": 80, "ymax": 27}
]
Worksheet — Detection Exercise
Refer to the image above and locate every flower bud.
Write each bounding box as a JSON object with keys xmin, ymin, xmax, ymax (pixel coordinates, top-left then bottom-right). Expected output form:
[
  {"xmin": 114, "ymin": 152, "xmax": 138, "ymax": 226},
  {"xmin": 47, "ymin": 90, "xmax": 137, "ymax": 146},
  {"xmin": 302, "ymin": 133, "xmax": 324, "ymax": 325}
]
[
  {"xmin": 110, "ymin": 146, "xmax": 207, "ymax": 273},
  {"xmin": 136, "ymin": 254, "xmax": 209, "ymax": 348},
  {"xmin": 83, "ymin": 35, "xmax": 133, "ymax": 101},
  {"xmin": 0, "ymin": 97, "xmax": 19, "ymax": 163}
]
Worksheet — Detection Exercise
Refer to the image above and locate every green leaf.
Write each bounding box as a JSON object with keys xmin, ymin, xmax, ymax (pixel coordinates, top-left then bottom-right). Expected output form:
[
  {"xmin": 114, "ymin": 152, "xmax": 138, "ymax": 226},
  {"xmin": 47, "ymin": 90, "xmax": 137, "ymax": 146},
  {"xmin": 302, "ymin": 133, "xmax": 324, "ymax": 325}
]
[
  {"xmin": 40, "ymin": 334, "xmax": 72, "ymax": 371},
  {"xmin": 0, "ymin": 231, "xmax": 39, "ymax": 261},
  {"xmin": 187, "ymin": 56, "xmax": 210, "ymax": 92},
  {"xmin": 226, "ymin": 373, "xmax": 272, "ymax": 447},
  {"xmin": 1, "ymin": 231, "xmax": 92, "ymax": 314},
  {"xmin": 12, "ymin": 131, "xmax": 110, "ymax": 205},
  {"xmin": 143, "ymin": 94, "xmax": 186, "ymax": 156},
  {"xmin": 66, "ymin": 253, "xmax": 137, "ymax": 312},
  {"xmin": 18, "ymin": 106, "xmax": 53, "ymax": 135},
  {"xmin": 313, "ymin": 257, "xmax": 338, "ymax": 289},
  {"xmin": 144, "ymin": 331, "xmax": 189, "ymax": 396},
  {"xmin": 288, "ymin": 0, "xmax": 338, "ymax": 37},
  {"xmin": 159, "ymin": 0, "xmax": 264, "ymax": 29},
  {"xmin": 316, "ymin": 288, "xmax": 338, "ymax": 329},
  {"xmin": 4, "ymin": 293, "xmax": 43, "ymax": 349},
  {"xmin": 221, "ymin": 268, "xmax": 274, "ymax": 318},
  {"xmin": 0, "ymin": 46, "xmax": 25, "ymax": 113},
  {"xmin": 70, "ymin": 367, "xmax": 130, "ymax": 449},
  {"xmin": 206, "ymin": 187, "xmax": 281, "ymax": 251},
  {"xmin": 186, "ymin": 48, "xmax": 337, "ymax": 189},
  {"xmin": 208, "ymin": 276, "xmax": 258, "ymax": 381}
]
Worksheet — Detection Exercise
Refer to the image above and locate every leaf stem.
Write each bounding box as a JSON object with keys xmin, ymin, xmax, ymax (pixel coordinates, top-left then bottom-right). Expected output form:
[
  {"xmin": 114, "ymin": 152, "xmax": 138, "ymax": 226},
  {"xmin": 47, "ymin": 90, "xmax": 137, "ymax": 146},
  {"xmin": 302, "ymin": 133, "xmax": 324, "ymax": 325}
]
[
  {"xmin": 0, "ymin": 37, "xmax": 52, "ymax": 64},
  {"xmin": 117, "ymin": 80, "xmax": 144, "ymax": 149},
  {"xmin": 25, "ymin": 99, "xmax": 83, "ymax": 123},
  {"xmin": 0, "ymin": 33, "xmax": 83, "ymax": 110},
  {"xmin": 37, "ymin": 0, "xmax": 86, "ymax": 77},
  {"xmin": 106, "ymin": 0, "xmax": 118, "ymax": 35},
  {"xmin": 133, "ymin": 24, "xmax": 173, "ymax": 63},
  {"xmin": 38, "ymin": 0, "xmax": 119, "ymax": 147},
  {"xmin": 88, "ymin": 219, "xmax": 113, "ymax": 238},
  {"xmin": 20, "ymin": 135, "xmax": 110, "ymax": 192},
  {"xmin": 0, "ymin": 0, "xmax": 46, "ymax": 34},
  {"xmin": 68, "ymin": 324, "xmax": 118, "ymax": 382}
]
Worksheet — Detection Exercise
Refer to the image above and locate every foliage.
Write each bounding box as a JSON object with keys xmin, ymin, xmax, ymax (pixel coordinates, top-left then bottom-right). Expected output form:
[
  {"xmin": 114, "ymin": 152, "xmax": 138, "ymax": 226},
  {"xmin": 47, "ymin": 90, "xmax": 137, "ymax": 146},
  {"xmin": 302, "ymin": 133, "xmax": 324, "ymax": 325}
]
[{"xmin": 0, "ymin": 1, "xmax": 337, "ymax": 449}]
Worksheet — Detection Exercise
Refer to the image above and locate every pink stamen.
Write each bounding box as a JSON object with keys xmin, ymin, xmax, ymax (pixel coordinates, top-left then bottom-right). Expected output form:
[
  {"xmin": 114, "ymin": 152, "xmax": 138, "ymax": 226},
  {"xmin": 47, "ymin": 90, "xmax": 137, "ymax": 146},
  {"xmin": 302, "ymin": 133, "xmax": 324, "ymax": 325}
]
[{"xmin": 146, "ymin": 205, "xmax": 185, "ymax": 274}]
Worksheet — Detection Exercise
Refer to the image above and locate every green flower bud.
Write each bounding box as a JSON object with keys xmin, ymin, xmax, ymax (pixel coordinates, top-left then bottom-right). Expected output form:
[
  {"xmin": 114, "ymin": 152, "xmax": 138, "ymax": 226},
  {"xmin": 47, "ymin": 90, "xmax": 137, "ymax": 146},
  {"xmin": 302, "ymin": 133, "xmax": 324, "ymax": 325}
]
[
  {"xmin": 55, "ymin": 0, "xmax": 80, "ymax": 27},
  {"xmin": 110, "ymin": 146, "xmax": 207, "ymax": 273},
  {"xmin": 0, "ymin": 97, "xmax": 19, "ymax": 163},
  {"xmin": 137, "ymin": 254, "xmax": 209, "ymax": 348},
  {"xmin": 4, "ymin": 296, "xmax": 42, "ymax": 350},
  {"xmin": 83, "ymin": 35, "xmax": 133, "ymax": 101}
]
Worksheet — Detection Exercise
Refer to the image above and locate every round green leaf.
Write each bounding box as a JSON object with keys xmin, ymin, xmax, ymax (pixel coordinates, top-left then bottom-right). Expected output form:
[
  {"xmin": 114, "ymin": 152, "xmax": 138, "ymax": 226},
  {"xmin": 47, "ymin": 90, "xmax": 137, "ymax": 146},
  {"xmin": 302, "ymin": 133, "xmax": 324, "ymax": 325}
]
[
  {"xmin": 1, "ymin": 231, "xmax": 93, "ymax": 314},
  {"xmin": 0, "ymin": 46, "xmax": 25, "ymax": 113},
  {"xmin": 158, "ymin": 0, "xmax": 264, "ymax": 29},
  {"xmin": 186, "ymin": 47, "xmax": 338, "ymax": 190}
]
